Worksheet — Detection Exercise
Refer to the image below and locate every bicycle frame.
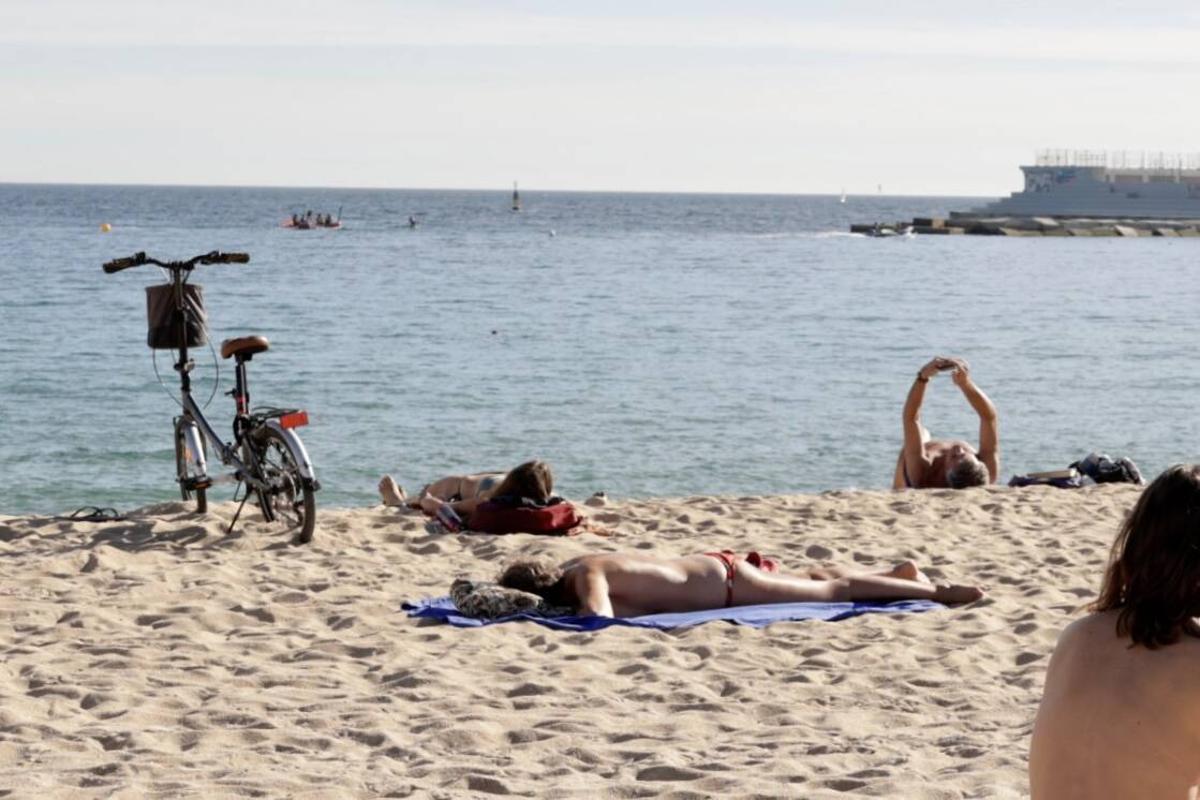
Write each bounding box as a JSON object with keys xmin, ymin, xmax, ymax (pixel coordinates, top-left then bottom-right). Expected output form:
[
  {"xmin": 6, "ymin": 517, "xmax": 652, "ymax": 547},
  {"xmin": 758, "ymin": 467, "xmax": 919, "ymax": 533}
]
[
  {"xmin": 167, "ymin": 268, "xmax": 316, "ymax": 496},
  {"xmin": 104, "ymin": 248, "xmax": 317, "ymax": 541},
  {"xmin": 178, "ymin": 396, "xmax": 316, "ymax": 491}
]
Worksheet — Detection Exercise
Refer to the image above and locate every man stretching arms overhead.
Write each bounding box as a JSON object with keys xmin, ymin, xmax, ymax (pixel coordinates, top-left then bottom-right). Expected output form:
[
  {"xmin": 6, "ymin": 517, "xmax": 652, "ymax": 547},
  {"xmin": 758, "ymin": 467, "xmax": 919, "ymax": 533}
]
[{"xmin": 893, "ymin": 356, "xmax": 999, "ymax": 490}]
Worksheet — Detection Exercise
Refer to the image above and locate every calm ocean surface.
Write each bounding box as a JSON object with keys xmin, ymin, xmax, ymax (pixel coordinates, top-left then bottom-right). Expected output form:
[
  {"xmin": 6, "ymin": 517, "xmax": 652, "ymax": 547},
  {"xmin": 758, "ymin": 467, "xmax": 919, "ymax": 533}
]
[{"xmin": 2, "ymin": 183, "xmax": 1198, "ymax": 515}]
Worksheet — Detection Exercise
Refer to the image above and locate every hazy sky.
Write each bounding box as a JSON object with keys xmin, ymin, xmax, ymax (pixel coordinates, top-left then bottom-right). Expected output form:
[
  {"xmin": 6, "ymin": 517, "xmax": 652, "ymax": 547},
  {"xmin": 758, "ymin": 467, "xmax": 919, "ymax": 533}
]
[{"xmin": 4, "ymin": 1, "xmax": 1199, "ymax": 194}]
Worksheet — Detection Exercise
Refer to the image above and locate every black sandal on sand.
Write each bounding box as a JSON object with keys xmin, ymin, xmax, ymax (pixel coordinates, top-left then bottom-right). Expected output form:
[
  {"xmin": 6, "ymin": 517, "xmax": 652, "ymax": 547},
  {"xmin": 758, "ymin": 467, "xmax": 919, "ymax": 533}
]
[{"xmin": 56, "ymin": 506, "xmax": 126, "ymax": 523}]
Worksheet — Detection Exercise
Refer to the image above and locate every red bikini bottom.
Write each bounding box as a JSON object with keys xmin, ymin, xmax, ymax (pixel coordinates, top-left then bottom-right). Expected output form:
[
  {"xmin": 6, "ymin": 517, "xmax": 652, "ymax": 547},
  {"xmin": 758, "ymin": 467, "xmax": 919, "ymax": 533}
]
[{"xmin": 703, "ymin": 550, "xmax": 780, "ymax": 607}]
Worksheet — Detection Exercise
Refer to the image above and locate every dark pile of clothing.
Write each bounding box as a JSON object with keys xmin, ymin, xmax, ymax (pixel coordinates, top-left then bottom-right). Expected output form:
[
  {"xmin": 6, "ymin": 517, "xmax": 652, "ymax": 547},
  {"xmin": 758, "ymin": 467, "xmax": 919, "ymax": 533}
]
[
  {"xmin": 1069, "ymin": 452, "xmax": 1143, "ymax": 485},
  {"xmin": 1009, "ymin": 452, "xmax": 1144, "ymax": 489}
]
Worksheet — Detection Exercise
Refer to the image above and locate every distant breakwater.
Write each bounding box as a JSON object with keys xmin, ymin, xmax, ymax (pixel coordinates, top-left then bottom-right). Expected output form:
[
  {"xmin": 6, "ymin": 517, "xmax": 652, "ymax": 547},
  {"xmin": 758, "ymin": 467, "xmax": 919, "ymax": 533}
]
[{"xmin": 850, "ymin": 215, "xmax": 1200, "ymax": 238}]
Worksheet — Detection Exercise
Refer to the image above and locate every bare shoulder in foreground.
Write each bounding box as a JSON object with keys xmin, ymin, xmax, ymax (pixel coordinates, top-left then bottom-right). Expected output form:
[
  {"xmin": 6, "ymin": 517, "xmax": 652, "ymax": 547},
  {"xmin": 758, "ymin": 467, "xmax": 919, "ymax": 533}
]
[
  {"xmin": 1030, "ymin": 464, "xmax": 1200, "ymax": 799},
  {"xmin": 1030, "ymin": 613, "xmax": 1200, "ymax": 799}
]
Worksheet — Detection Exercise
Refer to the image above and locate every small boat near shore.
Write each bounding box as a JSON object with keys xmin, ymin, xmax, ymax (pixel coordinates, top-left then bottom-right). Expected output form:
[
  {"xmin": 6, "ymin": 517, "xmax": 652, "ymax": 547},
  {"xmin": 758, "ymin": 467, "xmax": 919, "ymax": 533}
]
[
  {"xmin": 862, "ymin": 223, "xmax": 912, "ymax": 238},
  {"xmin": 282, "ymin": 218, "xmax": 342, "ymax": 230},
  {"xmin": 283, "ymin": 207, "xmax": 342, "ymax": 230}
]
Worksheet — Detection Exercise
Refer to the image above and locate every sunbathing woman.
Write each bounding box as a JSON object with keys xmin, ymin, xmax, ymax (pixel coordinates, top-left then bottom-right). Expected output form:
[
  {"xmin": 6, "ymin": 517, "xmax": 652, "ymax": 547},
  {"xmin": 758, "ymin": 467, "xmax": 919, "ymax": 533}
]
[
  {"xmin": 499, "ymin": 551, "xmax": 983, "ymax": 617},
  {"xmin": 379, "ymin": 460, "xmax": 553, "ymax": 518},
  {"xmin": 1029, "ymin": 464, "xmax": 1200, "ymax": 798}
]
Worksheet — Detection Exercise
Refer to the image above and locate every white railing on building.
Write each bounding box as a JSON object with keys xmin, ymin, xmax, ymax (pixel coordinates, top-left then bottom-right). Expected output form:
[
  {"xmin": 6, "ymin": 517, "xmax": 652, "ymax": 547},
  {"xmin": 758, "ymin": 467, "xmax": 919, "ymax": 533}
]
[{"xmin": 1035, "ymin": 149, "xmax": 1200, "ymax": 172}]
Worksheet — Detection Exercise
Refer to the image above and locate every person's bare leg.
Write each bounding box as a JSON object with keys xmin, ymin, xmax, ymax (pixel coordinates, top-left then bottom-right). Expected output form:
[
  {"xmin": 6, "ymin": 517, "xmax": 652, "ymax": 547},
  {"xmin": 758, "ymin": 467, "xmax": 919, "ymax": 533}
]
[
  {"xmin": 805, "ymin": 560, "xmax": 930, "ymax": 584},
  {"xmin": 734, "ymin": 563, "xmax": 982, "ymax": 606},
  {"xmin": 830, "ymin": 572, "xmax": 980, "ymax": 603},
  {"xmin": 378, "ymin": 475, "xmax": 407, "ymax": 506},
  {"xmin": 818, "ymin": 572, "xmax": 980, "ymax": 603},
  {"xmin": 889, "ymin": 560, "xmax": 931, "ymax": 583}
]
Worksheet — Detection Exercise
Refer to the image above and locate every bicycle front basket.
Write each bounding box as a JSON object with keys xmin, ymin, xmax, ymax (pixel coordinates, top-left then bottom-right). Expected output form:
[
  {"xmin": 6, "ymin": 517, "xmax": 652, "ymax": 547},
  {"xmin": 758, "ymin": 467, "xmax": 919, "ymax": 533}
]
[{"xmin": 146, "ymin": 283, "xmax": 207, "ymax": 350}]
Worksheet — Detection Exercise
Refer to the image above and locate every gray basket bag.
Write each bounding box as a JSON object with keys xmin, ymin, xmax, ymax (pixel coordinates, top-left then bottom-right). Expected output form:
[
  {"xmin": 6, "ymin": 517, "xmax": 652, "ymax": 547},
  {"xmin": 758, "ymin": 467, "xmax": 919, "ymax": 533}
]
[{"xmin": 145, "ymin": 283, "xmax": 207, "ymax": 349}]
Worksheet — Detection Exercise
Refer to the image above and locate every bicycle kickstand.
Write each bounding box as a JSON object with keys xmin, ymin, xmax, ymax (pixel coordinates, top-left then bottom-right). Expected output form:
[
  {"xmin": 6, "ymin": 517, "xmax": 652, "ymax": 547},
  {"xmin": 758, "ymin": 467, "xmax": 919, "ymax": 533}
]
[{"xmin": 228, "ymin": 486, "xmax": 251, "ymax": 536}]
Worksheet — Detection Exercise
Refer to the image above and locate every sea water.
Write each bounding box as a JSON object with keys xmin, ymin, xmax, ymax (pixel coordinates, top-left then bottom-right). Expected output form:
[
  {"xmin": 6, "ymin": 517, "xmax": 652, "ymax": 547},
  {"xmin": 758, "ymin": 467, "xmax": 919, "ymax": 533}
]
[{"xmin": 2, "ymin": 183, "xmax": 1198, "ymax": 514}]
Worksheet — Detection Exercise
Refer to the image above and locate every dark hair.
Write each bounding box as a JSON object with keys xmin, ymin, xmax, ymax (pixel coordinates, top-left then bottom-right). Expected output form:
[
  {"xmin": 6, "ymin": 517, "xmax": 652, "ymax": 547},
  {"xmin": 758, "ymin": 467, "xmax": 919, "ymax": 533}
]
[
  {"xmin": 948, "ymin": 457, "xmax": 989, "ymax": 489},
  {"xmin": 498, "ymin": 557, "xmax": 572, "ymax": 607},
  {"xmin": 1092, "ymin": 464, "xmax": 1200, "ymax": 648},
  {"xmin": 491, "ymin": 460, "xmax": 554, "ymax": 503}
]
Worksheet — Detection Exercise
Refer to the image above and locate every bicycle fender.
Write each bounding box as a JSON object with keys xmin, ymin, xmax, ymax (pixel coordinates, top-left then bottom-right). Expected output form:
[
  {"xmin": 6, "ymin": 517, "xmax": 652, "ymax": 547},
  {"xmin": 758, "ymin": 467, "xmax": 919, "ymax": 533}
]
[
  {"xmin": 264, "ymin": 420, "xmax": 317, "ymax": 483},
  {"xmin": 180, "ymin": 419, "xmax": 209, "ymax": 479}
]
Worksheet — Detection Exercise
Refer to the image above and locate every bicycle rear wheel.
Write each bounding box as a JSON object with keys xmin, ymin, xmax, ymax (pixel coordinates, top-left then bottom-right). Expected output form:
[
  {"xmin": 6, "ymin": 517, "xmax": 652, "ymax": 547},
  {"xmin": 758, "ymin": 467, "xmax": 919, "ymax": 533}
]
[
  {"xmin": 174, "ymin": 418, "xmax": 207, "ymax": 514},
  {"xmin": 252, "ymin": 426, "xmax": 316, "ymax": 543}
]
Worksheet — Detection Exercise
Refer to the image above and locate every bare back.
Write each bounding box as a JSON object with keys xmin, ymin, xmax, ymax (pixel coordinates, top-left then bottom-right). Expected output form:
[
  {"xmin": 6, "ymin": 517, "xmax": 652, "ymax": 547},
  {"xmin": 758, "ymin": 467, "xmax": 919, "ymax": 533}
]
[
  {"xmin": 422, "ymin": 471, "xmax": 505, "ymax": 502},
  {"xmin": 1030, "ymin": 612, "xmax": 1200, "ymax": 798},
  {"xmin": 562, "ymin": 554, "xmax": 726, "ymax": 617}
]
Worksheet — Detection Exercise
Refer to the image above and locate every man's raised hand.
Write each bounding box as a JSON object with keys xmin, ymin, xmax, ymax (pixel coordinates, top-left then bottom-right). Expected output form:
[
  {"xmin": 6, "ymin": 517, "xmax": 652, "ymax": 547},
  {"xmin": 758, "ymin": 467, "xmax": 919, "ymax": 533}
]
[{"xmin": 949, "ymin": 357, "xmax": 972, "ymax": 386}]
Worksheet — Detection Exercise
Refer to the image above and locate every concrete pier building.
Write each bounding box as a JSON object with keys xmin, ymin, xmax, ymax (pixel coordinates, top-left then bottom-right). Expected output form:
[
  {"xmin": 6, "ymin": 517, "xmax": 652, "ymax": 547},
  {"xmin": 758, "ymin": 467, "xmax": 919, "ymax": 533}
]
[{"xmin": 967, "ymin": 150, "xmax": 1200, "ymax": 219}]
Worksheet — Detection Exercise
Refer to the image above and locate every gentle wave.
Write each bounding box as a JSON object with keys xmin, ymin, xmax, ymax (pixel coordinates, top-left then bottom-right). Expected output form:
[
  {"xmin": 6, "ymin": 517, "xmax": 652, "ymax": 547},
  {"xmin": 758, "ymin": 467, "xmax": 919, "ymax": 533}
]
[{"xmin": 0, "ymin": 184, "xmax": 1190, "ymax": 513}]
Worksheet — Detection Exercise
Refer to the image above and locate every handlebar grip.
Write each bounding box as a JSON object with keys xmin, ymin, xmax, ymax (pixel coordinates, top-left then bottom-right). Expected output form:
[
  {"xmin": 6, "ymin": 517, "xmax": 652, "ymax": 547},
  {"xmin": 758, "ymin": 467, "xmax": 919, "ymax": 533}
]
[
  {"xmin": 201, "ymin": 251, "xmax": 250, "ymax": 264},
  {"xmin": 102, "ymin": 252, "xmax": 146, "ymax": 273}
]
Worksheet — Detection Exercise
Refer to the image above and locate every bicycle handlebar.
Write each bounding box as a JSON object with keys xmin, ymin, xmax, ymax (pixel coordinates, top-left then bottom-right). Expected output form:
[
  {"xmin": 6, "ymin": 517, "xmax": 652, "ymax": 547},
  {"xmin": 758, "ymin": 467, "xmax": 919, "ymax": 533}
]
[
  {"xmin": 102, "ymin": 252, "xmax": 146, "ymax": 273},
  {"xmin": 102, "ymin": 250, "xmax": 250, "ymax": 273}
]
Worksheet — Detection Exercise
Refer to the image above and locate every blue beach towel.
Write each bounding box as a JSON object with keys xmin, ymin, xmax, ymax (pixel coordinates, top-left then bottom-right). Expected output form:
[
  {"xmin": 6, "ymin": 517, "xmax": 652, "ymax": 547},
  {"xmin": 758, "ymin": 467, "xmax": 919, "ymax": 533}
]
[{"xmin": 402, "ymin": 596, "xmax": 943, "ymax": 631}]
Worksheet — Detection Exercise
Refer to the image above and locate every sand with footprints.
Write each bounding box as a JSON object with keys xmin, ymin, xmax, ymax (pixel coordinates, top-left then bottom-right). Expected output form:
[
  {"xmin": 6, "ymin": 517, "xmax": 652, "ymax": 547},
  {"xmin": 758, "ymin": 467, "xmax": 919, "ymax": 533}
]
[{"xmin": 0, "ymin": 484, "xmax": 1137, "ymax": 797}]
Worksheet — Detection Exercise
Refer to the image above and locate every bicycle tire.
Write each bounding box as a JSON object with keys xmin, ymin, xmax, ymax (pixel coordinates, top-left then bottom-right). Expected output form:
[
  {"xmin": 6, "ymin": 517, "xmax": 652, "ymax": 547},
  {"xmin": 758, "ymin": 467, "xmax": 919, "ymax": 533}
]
[
  {"xmin": 175, "ymin": 418, "xmax": 207, "ymax": 514},
  {"xmin": 251, "ymin": 426, "xmax": 316, "ymax": 544}
]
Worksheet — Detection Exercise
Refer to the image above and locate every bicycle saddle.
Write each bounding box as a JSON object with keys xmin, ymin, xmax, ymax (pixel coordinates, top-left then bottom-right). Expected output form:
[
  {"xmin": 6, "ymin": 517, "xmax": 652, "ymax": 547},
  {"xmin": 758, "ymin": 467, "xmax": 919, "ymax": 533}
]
[{"xmin": 220, "ymin": 336, "xmax": 270, "ymax": 360}]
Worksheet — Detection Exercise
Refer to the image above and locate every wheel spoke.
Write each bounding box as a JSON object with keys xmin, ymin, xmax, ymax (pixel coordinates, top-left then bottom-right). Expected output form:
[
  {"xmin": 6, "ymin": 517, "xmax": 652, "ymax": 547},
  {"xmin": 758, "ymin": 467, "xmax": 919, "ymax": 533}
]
[{"xmin": 253, "ymin": 430, "xmax": 313, "ymax": 541}]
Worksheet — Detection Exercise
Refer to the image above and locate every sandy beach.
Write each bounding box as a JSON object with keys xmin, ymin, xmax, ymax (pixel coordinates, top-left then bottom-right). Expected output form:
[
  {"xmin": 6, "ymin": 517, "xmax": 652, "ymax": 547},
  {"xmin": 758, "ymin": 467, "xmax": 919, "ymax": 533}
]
[{"xmin": 0, "ymin": 485, "xmax": 1139, "ymax": 798}]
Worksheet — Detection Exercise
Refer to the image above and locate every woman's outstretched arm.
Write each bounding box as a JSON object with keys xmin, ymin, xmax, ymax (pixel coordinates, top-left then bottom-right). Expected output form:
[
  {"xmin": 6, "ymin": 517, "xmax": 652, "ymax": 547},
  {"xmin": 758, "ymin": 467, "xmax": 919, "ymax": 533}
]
[{"xmin": 574, "ymin": 568, "xmax": 613, "ymax": 617}]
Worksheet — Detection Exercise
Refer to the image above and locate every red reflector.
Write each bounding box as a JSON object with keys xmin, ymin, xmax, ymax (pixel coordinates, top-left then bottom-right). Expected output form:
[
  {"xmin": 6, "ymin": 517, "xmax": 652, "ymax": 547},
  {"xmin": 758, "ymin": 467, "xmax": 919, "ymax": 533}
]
[{"xmin": 280, "ymin": 411, "xmax": 309, "ymax": 429}]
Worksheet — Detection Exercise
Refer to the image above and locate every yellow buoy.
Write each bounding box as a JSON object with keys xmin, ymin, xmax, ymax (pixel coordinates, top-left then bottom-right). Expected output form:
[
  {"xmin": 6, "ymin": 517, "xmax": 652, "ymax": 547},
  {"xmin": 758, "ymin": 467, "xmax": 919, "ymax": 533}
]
[{"xmin": 99, "ymin": 223, "xmax": 112, "ymax": 233}]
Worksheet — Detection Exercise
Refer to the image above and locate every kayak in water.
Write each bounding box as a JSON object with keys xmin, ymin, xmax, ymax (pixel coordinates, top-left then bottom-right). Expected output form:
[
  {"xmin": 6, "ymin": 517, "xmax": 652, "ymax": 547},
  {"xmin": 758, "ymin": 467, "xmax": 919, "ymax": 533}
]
[
  {"xmin": 282, "ymin": 218, "xmax": 342, "ymax": 230},
  {"xmin": 283, "ymin": 211, "xmax": 343, "ymax": 230}
]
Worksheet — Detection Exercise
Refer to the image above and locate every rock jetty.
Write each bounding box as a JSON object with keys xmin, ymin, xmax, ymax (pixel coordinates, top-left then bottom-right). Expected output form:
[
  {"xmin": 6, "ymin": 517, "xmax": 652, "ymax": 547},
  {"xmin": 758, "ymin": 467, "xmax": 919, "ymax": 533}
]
[{"xmin": 850, "ymin": 215, "xmax": 1200, "ymax": 237}]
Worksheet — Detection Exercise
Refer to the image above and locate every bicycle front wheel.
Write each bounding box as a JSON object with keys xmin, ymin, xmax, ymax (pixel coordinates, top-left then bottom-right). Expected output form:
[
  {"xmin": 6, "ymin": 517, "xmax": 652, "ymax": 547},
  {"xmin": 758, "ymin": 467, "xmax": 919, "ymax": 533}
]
[{"xmin": 252, "ymin": 426, "xmax": 316, "ymax": 544}]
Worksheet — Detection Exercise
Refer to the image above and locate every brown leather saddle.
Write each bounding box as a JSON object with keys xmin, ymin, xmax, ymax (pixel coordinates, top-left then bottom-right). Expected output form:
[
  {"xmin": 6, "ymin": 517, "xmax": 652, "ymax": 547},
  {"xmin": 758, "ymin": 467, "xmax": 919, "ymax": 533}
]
[{"xmin": 220, "ymin": 335, "xmax": 270, "ymax": 360}]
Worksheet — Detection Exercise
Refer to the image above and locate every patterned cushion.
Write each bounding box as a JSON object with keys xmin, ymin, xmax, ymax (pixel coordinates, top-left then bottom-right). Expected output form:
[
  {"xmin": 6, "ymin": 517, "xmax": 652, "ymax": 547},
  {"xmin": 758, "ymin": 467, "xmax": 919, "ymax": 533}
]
[{"xmin": 449, "ymin": 578, "xmax": 571, "ymax": 619}]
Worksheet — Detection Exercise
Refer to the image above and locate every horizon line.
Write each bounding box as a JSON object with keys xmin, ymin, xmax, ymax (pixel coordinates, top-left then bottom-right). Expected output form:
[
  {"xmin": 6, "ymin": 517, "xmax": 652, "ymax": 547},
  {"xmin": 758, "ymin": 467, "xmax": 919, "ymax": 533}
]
[{"xmin": 0, "ymin": 179, "xmax": 996, "ymax": 200}]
